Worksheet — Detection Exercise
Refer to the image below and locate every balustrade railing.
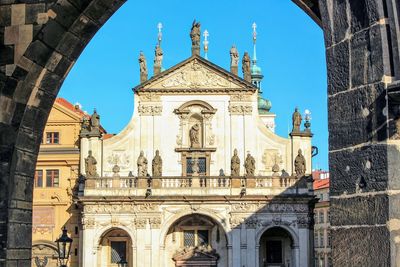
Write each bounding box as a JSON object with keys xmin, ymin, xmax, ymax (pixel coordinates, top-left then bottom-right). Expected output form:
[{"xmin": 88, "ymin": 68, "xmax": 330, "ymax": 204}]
[{"xmin": 83, "ymin": 175, "xmax": 309, "ymax": 196}]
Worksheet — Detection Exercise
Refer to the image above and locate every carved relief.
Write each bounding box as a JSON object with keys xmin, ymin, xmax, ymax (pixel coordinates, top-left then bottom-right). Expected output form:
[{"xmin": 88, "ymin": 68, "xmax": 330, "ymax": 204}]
[
  {"xmin": 107, "ymin": 151, "xmax": 130, "ymax": 171},
  {"xmin": 161, "ymin": 59, "xmax": 230, "ymax": 89},
  {"xmin": 139, "ymin": 92, "xmax": 161, "ymax": 102},
  {"xmin": 228, "ymin": 104, "xmax": 253, "ymax": 115},
  {"xmin": 32, "ymin": 207, "xmax": 55, "ymax": 234},
  {"xmin": 81, "ymin": 216, "xmax": 96, "ymax": 229},
  {"xmin": 230, "ymin": 93, "xmax": 252, "ymax": 102},
  {"xmin": 135, "ymin": 218, "xmax": 148, "ymax": 229},
  {"xmin": 230, "ymin": 216, "xmax": 246, "ymax": 228},
  {"xmin": 262, "ymin": 150, "xmax": 283, "ymax": 172},
  {"xmin": 149, "ymin": 217, "xmax": 162, "ymax": 228},
  {"xmin": 296, "ymin": 215, "xmax": 311, "ymax": 228},
  {"xmin": 138, "ymin": 104, "xmax": 163, "ymax": 116},
  {"xmin": 245, "ymin": 219, "xmax": 259, "ymax": 229}
]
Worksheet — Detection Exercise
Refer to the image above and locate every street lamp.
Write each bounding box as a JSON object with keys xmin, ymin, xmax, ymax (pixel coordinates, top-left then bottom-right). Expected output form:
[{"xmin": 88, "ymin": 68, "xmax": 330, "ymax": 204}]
[
  {"xmin": 304, "ymin": 109, "xmax": 312, "ymax": 132},
  {"xmin": 55, "ymin": 226, "xmax": 72, "ymax": 267},
  {"xmin": 118, "ymin": 256, "xmax": 128, "ymax": 267}
]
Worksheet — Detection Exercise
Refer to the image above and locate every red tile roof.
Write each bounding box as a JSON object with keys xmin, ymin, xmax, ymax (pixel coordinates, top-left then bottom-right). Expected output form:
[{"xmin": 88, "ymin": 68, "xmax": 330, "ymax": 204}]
[
  {"xmin": 314, "ymin": 178, "xmax": 329, "ymax": 190},
  {"xmin": 55, "ymin": 97, "xmax": 87, "ymax": 118},
  {"xmin": 103, "ymin": 134, "xmax": 115, "ymax": 140}
]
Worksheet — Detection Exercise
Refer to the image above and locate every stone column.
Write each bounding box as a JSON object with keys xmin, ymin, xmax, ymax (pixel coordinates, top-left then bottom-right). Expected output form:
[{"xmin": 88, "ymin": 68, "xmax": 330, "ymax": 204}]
[
  {"xmin": 231, "ymin": 228, "xmax": 241, "ymax": 267},
  {"xmin": 292, "ymin": 245, "xmax": 300, "ymax": 267},
  {"xmin": 298, "ymin": 228, "xmax": 309, "ymax": 267}
]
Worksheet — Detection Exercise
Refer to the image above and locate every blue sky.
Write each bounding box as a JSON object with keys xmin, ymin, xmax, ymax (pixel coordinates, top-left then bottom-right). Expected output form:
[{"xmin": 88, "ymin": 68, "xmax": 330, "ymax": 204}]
[{"xmin": 59, "ymin": 0, "xmax": 328, "ymax": 170}]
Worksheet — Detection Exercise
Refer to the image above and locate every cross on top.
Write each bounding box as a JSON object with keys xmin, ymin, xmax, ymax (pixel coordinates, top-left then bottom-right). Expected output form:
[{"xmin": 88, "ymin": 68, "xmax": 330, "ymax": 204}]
[
  {"xmin": 252, "ymin": 22, "xmax": 257, "ymax": 41},
  {"xmin": 203, "ymin": 30, "xmax": 209, "ymax": 41},
  {"xmin": 157, "ymin": 22, "xmax": 163, "ymax": 44}
]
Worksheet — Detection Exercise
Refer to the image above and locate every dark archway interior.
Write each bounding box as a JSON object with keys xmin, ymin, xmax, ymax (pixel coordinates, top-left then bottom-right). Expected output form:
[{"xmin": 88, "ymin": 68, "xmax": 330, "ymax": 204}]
[{"xmin": 0, "ymin": 0, "xmax": 400, "ymax": 266}]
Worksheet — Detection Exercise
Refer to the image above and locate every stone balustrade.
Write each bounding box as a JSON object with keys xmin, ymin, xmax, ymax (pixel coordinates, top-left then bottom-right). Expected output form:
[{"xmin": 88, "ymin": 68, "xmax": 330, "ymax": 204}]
[{"xmin": 83, "ymin": 175, "xmax": 311, "ymax": 197}]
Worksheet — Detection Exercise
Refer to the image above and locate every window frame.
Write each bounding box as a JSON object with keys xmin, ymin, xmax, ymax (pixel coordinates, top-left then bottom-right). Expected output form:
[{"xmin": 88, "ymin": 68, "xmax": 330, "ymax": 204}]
[
  {"xmin": 181, "ymin": 228, "xmax": 210, "ymax": 248},
  {"xmin": 46, "ymin": 169, "xmax": 60, "ymax": 187},
  {"xmin": 45, "ymin": 131, "xmax": 60, "ymax": 144},
  {"xmin": 34, "ymin": 170, "xmax": 43, "ymax": 187}
]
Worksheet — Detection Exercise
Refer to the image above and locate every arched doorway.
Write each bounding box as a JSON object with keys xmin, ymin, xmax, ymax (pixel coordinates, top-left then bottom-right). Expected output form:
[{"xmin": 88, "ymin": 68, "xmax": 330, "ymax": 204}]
[
  {"xmin": 164, "ymin": 214, "xmax": 228, "ymax": 267},
  {"xmin": 31, "ymin": 242, "xmax": 58, "ymax": 267},
  {"xmin": 259, "ymin": 227, "xmax": 296, "ymax": 267},
  {"xmin": 97, "ymin": 228, "xmax": 133, "ymax": 267}
]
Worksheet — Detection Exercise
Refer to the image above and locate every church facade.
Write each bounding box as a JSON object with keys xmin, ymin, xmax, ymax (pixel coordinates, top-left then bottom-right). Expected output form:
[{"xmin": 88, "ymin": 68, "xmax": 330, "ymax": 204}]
[{"xmin": 78, "ymin": 22, "xmax": 315, "ymax": 267}]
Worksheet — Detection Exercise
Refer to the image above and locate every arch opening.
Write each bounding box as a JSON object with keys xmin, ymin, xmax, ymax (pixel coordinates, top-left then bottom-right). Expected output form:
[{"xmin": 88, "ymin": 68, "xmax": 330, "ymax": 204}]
[{"xmin": 97, "ymin": 228, "xmax": 133, "ymax": 267}]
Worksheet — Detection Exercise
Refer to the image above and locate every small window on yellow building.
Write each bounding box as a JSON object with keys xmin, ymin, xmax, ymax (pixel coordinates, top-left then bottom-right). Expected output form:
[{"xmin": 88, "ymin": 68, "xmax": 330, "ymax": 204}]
[
  {"xmin": 46, "ymin": 170, "xmax": 59, "ymax": 187},
  {"xmin": 46, "ymin": 132, "xmax": 59, "ymax": 144},
  {"xmin": 34, "ymin": 170, "xmax": 43, "ymax": 187}
]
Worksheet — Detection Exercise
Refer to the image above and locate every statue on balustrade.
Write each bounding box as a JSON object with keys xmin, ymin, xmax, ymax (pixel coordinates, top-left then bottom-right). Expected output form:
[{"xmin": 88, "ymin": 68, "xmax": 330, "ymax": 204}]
[
  {"xmin": 230, "ymin": 46, "xmax": 239, "ymax": 75},
  {"xmin": 137, "ymin": 151, "xmax": 148, "ymax": 177},
  {"xmin": 190, "ymin": 20, "xmax": 201, "ymax": 47},
  {"xmin": 242, "ymin": 52, "xmax": 251, "ymax": 82},
  {"xmin": 244, "ymin": 152, "xmax": 255, "ymax": 176},
  {"xmin": 294, "ymin": 149, "xmax": 306, "ymax": 177},
  {"xmin": 139, "ymin": 52, "xmax": 148, "ymax": 83},
  {"xmin": 231, "ymin": 149, "xmax": 240, "ymax": 176},
  {"xmin": 189, "ymin": 123, "xmax": 201, "ymax": 148},
  {"xmin": 85, "ymin": 150, "xmax": 98, "ymax": 177},
  {"xmin": 292, "ymin": 107, "xmax": 302, "ymax": 132},
  {"xmin": 152, "ymin": 150, "xmax": 163, "ymax": 176}
]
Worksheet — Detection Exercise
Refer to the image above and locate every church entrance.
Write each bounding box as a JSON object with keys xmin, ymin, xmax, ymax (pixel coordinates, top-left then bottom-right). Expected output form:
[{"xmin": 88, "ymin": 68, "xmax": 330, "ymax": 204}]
[
  {"xmin": 165, "ymin": 214, "xmax": 227, "ymax": 267},
  {"xmin": 259, "ymin": 227, "xmax": 295, "ymax": 267},
  {"xmin": 97, "ymin": 228, "xmax": 132, "ymax": 267}
]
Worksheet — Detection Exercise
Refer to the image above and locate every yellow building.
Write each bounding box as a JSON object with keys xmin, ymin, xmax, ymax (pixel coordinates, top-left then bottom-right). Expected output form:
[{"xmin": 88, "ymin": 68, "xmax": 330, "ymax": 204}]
[{"xmin": 31, "ymin": 98, "xmax": 88, "ymax": 267}]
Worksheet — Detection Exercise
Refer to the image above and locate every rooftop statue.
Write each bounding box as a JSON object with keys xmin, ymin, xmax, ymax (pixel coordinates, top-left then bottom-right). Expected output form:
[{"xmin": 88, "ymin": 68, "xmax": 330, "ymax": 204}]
[
  {"xmin": 242, "ymin": 52, "xmax": 251, "ymax": 82},
  {"xmin": 294, "ymin": 149, "xmax": 306, "ymax": 177},
  {"xmin": 139, "ymin": 52, "xmax": 148, "ymax": 83},
  {"xmin": 85, "ymin": 150, "xmax": 98, "ymax": 177},
  {"xmin": 231, "ymin": 149, "xmax": 240, "ymax": 176},
  {"xmin": 152, "ymin": 150, "xmax": 162, "ymax": 177},
  {"xmin": 244, "ymin": 152, "xmax": 255, "ymax": 176},
  {"xmin": 190, "ymin": 20, "xmax": 201, "ymax": 55},
  {"xmin": 230, "ymin": 46, "xmax": 239, "ymax": 75},
  {"xmin": 292, "ymin": 107, "xmax": 302, "ymax": 132},
  {"xmin": 137, "ymin": 151, "xmax": 148, "ymax": 177},
  {"xmin": 154, "ymin": 45, "xmax": 163, "ymax": 75}
]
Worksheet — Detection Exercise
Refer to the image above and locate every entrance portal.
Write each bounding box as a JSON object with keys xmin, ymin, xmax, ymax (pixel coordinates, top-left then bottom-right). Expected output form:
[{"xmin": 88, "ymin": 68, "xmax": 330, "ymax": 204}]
[
  {"xmin": 98, "ymin": 228, "xmax": 132, "ymax": 267},
  {"xmin": 259, "ymin": 227, "xmax": 294, "ymax": 267}
]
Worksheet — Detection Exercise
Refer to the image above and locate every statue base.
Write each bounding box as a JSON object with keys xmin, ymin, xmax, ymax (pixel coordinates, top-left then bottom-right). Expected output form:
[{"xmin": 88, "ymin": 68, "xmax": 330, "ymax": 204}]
[
  {"xmin": 230, "ymin": 66, "xmax": 238, "ymax": 75},
  {"xmin": 154, "ymin": 66, "xmax": 161, "ymax": 76},
  {"xmin": 192, "ymin": 46, "xmax": 200, "ymax": 56}
]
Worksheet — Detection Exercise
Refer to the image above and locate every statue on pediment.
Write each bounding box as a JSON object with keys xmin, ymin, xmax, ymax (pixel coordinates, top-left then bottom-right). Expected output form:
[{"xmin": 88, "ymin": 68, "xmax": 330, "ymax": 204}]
[
  {"xmin": 294, "ymin": 149, "xmax": 306, "ymax": 177},
  {"xmin": 190, "ymin": 20, "xmax": 201, "ymax": 55},
  {"xmin": 292, "ymin": 107, "xmax": 302, "ymax": 132},
  {"xmin": 231, "ymin": 149, "xmax": 240, "ymax": 176},
  {"xmin": 244, "ymin": 152, "xmax": 255, "ymax": 176},
  {"xmin": 230, "ymin": 46, "xmax": 239, "ymax": 75},
  {"xmin": 189, "ymin": 123, "xmax": 201, "ymax": 148},
  {"xmin": 137, "ymin": 151, "xmax": 148, "ymax": 176},
  {"xmin": 154, "ymin": 45, "xmax": 163, "ymax": 75},
  {"xmin": 242, "ymin": 52, "xmax": 251, "ymax": 82},
  {"xmin": 139, "ymin": 52, "xmax": 148, "ymax": 83},
  {"xmin": 85, "ymin": 150, "xmax": 98, "ymax": 177},
  {"xmin": 152, "ymin": 150, "xmax": 162, "ymax": 176}
]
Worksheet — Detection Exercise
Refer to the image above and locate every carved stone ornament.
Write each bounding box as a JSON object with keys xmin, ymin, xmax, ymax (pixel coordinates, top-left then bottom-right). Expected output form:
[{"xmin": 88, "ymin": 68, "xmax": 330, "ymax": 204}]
[
  {"xmin": 149, "ymin": 216, "xmax": 162, "ymax": 228},
  {"xmin": 161, "ymin": 59, "xmax": 230, "ymax": 88},
  {"xmin": 230, "ymin": 93, "xmax": 252, "ymax": 102},
  {"xmin": 85, "ymin": 150, "xmax": 98, "ymax": 177},
  {"xmin": 296, "ymin": 215, "xmax": 310, "ymax": 228},
  {"xmin": 138, "ymin": 104, "xmax": 162, "ymax": 116},
  {"xmin": 230, "ymin": 216, "xmax": 246, "ymax": 228},
  {"xmin": 245, "ymin": 218, "xmax": 259, "ymax": 229},
  {"xmin": 139, "ymin": 92, "xmax": 161, "ymax": 102},
  {"xmin": 82, "ymin": 216, "xmax": 96, "ymax": 229},
  {"xmin": 228, "ymin": 104, "xmax": 253, "ymax": 115},
  {"xmin": 135, "ymin": 218, "xmax": 148, "ymax": 229},
  {"xmin": 294, "ymin": 149, "xmax": 306, "ymax": 177}
]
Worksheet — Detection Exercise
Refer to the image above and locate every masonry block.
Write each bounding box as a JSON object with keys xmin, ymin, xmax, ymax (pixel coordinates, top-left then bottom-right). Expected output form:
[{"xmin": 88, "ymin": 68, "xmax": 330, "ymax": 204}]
[
  {"xmin": 332, "ymin": 0, "xmax": 349, "ymax": 44},
  {"xmin": 24, "ymin": 39, "xmax": 53, "ymax": 67},
  {"xmin": 348, "ymin": 0, "xmax": 381, "ymax": 33},
  {"xmin": 326, "ymin": 40, "xmax": 349, "ymax": 95}
]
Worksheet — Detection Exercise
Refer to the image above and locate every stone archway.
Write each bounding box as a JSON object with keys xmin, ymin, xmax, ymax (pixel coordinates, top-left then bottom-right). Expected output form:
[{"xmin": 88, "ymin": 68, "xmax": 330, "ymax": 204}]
[
  {"xmin": 0, "ymin": 0, "xmax": 400, "ymax": 266},
  {"xmin": 258, "ymin": 227, "xmax": 296, "ymax": 267},
  {"xmin": 97, "ymin": 228, "xmax": 133, "ymax": 267}
]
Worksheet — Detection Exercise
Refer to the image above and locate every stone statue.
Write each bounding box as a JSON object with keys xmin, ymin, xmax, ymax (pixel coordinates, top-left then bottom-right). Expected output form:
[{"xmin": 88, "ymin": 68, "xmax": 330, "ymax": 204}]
[
  {"xmin": 189, "ymin": 123, "xmax": 200, "ymax": 148},
  {"xmin": 154, "ymin": 45, "xmax": 163, "ymax": 75},
  {"xmin": 137, "ymin": 151, "xmax": 148, "ymax": 176},
  {"xmin": 294, "ymin": 149, "xmax": 306, "ymax": 177},
  {"xmin": 90, "ymin": 109, "xmax": 100, "ymax": 131},
  {"xmin": 190, "ymin": 20, "xmax": 201, "ymax": 55},
  {"xmin": 192, "ymin": 157, "xmax": 199, "ymax": 176},
  {"xmin": 85, "ymin": 150, "xmax": 98, "ymax": 177},
  {"xmin": 244, "ymin": 152, "xmax": 255, "ymax": 176},
  {"xmin": 139, "ymin": 52, "xmax": 148, "ymax": 83},
  {"xmin": 231, "ymin": 149, "xmax": 240, "ymax": 176},
  {"xmin": 81, "ymin": 116, "xmax": 90, "ymax": 132},
  {"xmin": 242, "ymin": 52, "xmax": 251, "ymax": 82},
  {"xmin": 152, "ymin": 150, "xmax": 162, "ymax": 176},
  {"xmin": 230, "ymin": 46, "xmax": 239, "ymax": 75},
  {"xmin": 292, "ymin": 107, "xmax": 302, "ymax": 132},
  {"xmin": 392, "ymin": 117, "xmax": 400, "ymax": 140}
]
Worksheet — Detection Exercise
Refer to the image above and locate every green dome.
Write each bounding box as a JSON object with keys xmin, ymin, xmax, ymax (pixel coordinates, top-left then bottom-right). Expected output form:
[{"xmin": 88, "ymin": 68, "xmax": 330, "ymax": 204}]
[
  {"xmin": 258, "ymin": 95, "xmax": 271, "ymax": 114},
  {"xmin": 251, "ymin": 64, "xmax": 262, "ymax": 75}
]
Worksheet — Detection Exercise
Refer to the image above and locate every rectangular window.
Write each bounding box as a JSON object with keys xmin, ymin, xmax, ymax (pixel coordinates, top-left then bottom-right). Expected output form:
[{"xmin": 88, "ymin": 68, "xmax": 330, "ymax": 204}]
[
  {"xmin": 186, "ymin": 157, "xmax": 206, "ymax": 175},
  {"xmin": 46, "ymin": 132, "xmax": 59, "ymax": 144},
  {"xmin": 197, "ymin": 230, "xmax": 209, "ymax": 246},
  {"xmin": 46, "ymin": 170, "xmax": 59, "ymax": 187},
  {"xmin": 314, "ymin": 211, "xmax": 319, "ymax": 224},
  {"xmin": 183, "ymin": 230, "xmax": 195, "ymax": 247},
  {"xmin": 34, "ymin": 170, "xmax": 43, "ymax": 187},
  {"xmin": 110, "ymin": 241, "xmax": 126, "ymax": 263},
  {"xmin": 320, "ymin": 232, "xmax": 324, "ymax": 248},
  {"xmin": 319, "ymin": 211, "xmax": 325, "ymax": 224},
  {"xmin": 314, "ymin": 231, "xmax": 319, "ymax": 247}
]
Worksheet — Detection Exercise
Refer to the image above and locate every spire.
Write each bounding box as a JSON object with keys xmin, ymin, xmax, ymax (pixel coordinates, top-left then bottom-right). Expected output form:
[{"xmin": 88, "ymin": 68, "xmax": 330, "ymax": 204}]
[
  {"xmin": 250, "ymin": 22, "xmax": 263, "ymax": 91},
  {"xmin": 203, "ymin": 29, "xmax": 209, "ymax": 60}
]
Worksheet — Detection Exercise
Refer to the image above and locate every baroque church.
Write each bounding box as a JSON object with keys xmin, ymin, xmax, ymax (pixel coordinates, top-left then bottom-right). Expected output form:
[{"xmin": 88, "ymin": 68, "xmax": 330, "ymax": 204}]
[{"xmin": 78, "ymin": 21, "xmax": 315, "ymax": 267}]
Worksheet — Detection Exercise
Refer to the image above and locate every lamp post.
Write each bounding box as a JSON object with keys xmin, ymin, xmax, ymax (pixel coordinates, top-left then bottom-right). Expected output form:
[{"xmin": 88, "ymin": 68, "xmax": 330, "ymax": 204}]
[
  {"xmin": 304, "ymin": 109, "xmax": 312, "ymax": 132},
  {"xmin": 55, "ymin": 226, "xmax": 72, "ymax": 267},
  {"xmin": 118, "ymin": 256, "xmax": 128, "ymax": 267}
]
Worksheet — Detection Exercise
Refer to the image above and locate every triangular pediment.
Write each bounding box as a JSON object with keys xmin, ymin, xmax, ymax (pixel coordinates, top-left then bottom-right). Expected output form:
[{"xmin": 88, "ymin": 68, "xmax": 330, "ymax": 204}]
[{"xmin": 134, "ymin": 55, "xmax": 256, "ymax": 93}]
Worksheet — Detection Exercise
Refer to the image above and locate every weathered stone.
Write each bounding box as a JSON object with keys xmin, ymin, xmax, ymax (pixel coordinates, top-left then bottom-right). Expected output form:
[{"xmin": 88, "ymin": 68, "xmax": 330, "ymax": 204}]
[
  {"xmin": 331, "ymin": 226, "xmax": 389, "ymax": 266},
  {"xmin": 332, "ymin": 0, "xmax": 348, "ymax": 44},
  {"xmin": 0, "ymin": 45, "xmax": 14, "ymax": 65},
  {"xmin": 348, "ymin": 0, "xmax": 381, "ymax": 34},
  {"xmin": 39, "ymin": 19, "xmax": 66, "ymax": 49},
  {"xmin": 329, "ymin": 144, "xmax": 389, "ymax": 196},
  {"xmin": 24, "ymin": 39, "xmax": 53, "ymax": 67},
  {"xmin": 330, "ymin": 194, "xmax": 388, "ymax": 226},
  {"xmin": 326, "ymin": 40, "xmax": 349, "ymax": 94},
  {"xmin": 25, "ymin": 3, "xmax": 45, "ymax": 25},
  {"xmin": 56, "ymin": 31, "xmax": 84, "ymax": 60},
  {"xmin": 0, "ymin": 5, "xmax": 11, "ymax": 27},
  {"xmin": 51, "ymin": 0, "xmax": 80, "ymax": 28},
  {"xmin": 69, "ymin": 14, "xmax": 99, "ymax": 42}
]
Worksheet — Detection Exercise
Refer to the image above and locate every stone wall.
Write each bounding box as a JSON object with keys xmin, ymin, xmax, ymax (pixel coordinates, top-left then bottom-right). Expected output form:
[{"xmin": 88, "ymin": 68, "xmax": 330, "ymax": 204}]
[{"xmin": 0, "ymin": 0, "xmax": 400, "ymax": 266}]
